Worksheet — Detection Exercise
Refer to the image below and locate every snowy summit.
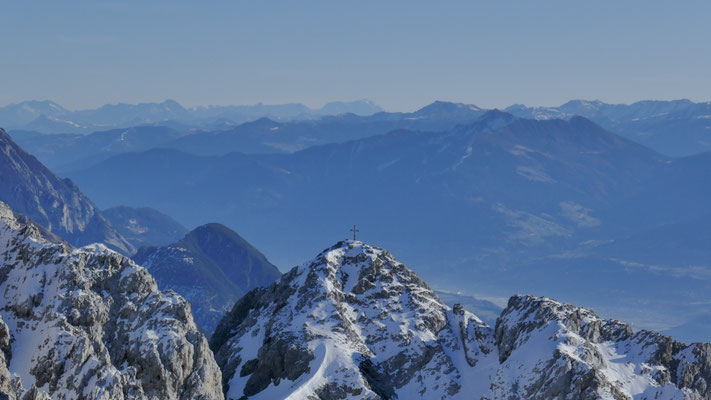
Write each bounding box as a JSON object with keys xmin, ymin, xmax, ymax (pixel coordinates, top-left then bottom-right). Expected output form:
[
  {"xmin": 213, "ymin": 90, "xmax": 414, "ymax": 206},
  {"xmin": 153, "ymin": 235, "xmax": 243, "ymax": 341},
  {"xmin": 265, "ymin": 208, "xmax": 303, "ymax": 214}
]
[{"xmin": 210, "ymin": 240, "xmax": 711, "ymax": 399}]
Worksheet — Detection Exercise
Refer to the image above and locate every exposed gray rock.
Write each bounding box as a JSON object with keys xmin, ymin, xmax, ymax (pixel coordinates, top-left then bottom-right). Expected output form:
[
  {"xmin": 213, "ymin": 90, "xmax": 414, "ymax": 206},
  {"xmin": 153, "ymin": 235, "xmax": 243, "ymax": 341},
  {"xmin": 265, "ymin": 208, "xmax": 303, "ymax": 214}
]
[
  {"xmin": 0, "ymin": 201, "xmax": 223, "ymax": 400},
  {"xmin": 211, "ymin": 240, "xmax": 485, "ymax": 399},
  {"xmin": 212, "ymin": 240, "xmax": 711, "ymax": 399}
]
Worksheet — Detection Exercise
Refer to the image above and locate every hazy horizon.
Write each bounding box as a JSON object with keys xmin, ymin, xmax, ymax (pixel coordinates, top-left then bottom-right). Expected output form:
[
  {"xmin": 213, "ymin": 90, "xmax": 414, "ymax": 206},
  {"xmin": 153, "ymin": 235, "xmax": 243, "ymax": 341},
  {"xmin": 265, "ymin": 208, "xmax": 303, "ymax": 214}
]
[
  {"xmin": 3, "ymin": 96, "xmax": 710, "ymax": 114},
  {"xmin": 2, "ymin": 0, "xmax": 710, "ymax": 111}
]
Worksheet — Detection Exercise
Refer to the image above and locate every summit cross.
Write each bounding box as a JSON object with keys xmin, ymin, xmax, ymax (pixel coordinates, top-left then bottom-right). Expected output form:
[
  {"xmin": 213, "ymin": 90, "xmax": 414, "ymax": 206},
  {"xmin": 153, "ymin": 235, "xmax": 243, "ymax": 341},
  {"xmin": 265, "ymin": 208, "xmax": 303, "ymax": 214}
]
[{"xmin": 350, "ymin": 225, "xmax": 359, "ymax": 241}]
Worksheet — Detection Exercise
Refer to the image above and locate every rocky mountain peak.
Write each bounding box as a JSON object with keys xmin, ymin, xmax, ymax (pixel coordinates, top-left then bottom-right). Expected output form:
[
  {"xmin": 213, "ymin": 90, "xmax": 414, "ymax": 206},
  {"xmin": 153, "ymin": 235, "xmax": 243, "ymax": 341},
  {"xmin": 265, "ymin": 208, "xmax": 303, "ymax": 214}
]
[
  {"xmin": 210, "ymin": 240, "xmax": 711, "ymax": 400},
  {"xmin": 210, "ymin": 240, "xmax": 466, "ymax": 399},
  {"xmin": 0, "ymin": 201, "xmax": 223, "ymax": 399}
]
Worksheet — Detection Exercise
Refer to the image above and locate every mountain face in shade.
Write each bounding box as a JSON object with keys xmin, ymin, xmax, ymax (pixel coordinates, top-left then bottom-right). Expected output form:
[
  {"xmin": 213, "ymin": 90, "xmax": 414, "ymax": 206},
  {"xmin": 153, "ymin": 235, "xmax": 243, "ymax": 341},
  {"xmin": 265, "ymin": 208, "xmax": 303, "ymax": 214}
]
[
  {"xmin": 102, "ymin": 205, "xmax": 188, "ymax": 249},
  {"xmin": 211, "ymin": 241, "xmax": 711, "ymax": 400},
  {"xmin": 0, "ymin": 201, "xmax": 223, "ymax": 399},
  {"xmin": 147, "ymin": 101, "xmax": 485, "ymax": 157},
  {"xmin": 132, "ymin": 223, "xmax": 281, "ymax": 334},
  {"xmin": 0, "ymin": 128, "xmax": 134, "ymax": 254}
]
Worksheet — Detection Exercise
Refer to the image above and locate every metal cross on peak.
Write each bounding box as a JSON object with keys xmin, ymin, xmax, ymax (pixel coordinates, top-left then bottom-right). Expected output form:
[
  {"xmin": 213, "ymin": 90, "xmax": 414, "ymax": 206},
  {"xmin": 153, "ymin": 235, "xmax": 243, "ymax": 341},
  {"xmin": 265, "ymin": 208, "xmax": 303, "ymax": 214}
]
[{"xmin": 349, "ymin": 225, "xmax": 359, "ymax": 241}]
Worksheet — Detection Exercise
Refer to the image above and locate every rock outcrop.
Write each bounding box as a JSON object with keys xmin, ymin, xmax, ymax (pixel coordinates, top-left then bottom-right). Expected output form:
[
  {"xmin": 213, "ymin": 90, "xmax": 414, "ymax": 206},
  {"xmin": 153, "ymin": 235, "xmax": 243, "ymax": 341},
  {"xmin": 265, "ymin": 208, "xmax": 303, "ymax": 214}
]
[
  {"xmin": 211, "ymin": 240, "xmax": 711, "ymax": 400},
  {"xmin": 0, "ymin": 201, "xmax": 223, "ymax": 400}
]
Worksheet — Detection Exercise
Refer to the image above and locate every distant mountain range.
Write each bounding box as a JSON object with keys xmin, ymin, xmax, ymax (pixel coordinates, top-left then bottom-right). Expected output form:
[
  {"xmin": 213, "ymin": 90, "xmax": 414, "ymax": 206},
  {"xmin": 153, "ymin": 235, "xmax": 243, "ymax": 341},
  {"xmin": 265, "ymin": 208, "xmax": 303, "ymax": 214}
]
[
  {"xmin": 0, "ymin": 99, "xmax": 384, "ymax": 134},
  {"xmin": 4, "ymin": 98, "xmax": 711, "ymax": 157},
  {"xmin": 3, "ymin": 98, "xmax": 711, "ymax": 340},
  {"xmin": 506, "ymin": 99, "xmax": 711, "ymax": 156},
  {"xmin": 62, "ymin": 110, "xmax": 711, "ymax": 341},
  {"xmin": 8, "ymin": 101, "xmax": 486, "ymax": 172}
]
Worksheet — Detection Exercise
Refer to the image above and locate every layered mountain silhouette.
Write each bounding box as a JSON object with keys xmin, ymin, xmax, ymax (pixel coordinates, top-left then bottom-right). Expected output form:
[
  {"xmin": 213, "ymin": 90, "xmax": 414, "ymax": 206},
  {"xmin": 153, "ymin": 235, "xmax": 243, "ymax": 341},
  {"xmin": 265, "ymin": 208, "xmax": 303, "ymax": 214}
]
[
  {"xmin": 63, "ymin": 111, "xmax": 711, "ymax": 340},
  {"xmin": 0, "ymin": 128, "xmax": 134, "ymax": 254},
  {"xmin": 0, "ymin": 99, "xmax": 384, "ymax": 134},
  {"xmin": 133, "ymin": 223, "xmax": 282, "ymax": 334},
  {"xmin": 506, "ymin": 99, "xmax": 711, "ymax": 156},
  {"xmin": 11, "ymin": 101, "xmax": 486, "ymax": 172}
]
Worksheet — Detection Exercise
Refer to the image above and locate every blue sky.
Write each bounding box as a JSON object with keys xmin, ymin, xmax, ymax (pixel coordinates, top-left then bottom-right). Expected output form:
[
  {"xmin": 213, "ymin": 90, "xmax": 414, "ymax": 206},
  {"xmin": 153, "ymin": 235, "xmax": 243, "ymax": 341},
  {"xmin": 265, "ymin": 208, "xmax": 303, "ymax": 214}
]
[{"xmin": 1, "ymin": 1, "xmax": 710, "ymax": 111}]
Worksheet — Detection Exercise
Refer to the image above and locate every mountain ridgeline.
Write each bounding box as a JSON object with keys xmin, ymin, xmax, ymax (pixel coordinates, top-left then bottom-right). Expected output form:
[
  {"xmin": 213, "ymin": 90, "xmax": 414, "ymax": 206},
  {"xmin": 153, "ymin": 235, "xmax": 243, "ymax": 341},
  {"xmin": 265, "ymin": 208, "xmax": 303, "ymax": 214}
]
[
  {"xmin": 62, "ymin": 109, "xmax": 711, "ymax": 339},
  {"xmin": 9, "ymin": 100, "xmax": 487, "ymax": 172},
  {"xmin": 506, "ymin": 99, "xmax": 711, "ymax": 156},
  {"xmin": 0, "ymin": 128, "xmax": 134, "ymax": 254},
  {"xmin": 0, "ymin": 99, "xmax": 384, "ymax": 134},
  {"xmin": 133, "ymin": 223, "xmax": 282, "ymax": 334}
]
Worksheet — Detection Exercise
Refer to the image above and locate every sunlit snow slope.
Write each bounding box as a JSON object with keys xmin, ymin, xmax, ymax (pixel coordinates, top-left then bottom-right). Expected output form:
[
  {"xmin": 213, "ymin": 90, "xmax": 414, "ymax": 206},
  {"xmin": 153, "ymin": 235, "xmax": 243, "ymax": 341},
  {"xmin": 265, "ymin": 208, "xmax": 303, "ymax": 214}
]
[{"xmin": 211, "ymin": 240, "xmax": 711, "ymax": 400}]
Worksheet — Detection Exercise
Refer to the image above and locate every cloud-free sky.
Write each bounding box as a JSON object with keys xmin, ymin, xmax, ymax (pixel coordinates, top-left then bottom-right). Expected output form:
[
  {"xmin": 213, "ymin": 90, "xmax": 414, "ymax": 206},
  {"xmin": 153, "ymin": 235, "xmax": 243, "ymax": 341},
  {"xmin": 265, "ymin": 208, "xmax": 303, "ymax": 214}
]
[{"xmin": 1, "ymin": 0, "xmax": 710, "ymax": 111}]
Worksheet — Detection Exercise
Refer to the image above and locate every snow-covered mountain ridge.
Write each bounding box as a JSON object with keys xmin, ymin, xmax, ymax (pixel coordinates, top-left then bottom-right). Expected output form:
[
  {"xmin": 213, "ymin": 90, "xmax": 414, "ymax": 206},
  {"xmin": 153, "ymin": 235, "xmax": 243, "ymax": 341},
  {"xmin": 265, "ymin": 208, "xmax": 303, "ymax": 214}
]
[
  {"xmin": 211, "ymin": 240, "xmax": 711, "ymax": 400},
  {"xmin": 0, "ymin": 201, "xmax": 223, "ymax": 400}
]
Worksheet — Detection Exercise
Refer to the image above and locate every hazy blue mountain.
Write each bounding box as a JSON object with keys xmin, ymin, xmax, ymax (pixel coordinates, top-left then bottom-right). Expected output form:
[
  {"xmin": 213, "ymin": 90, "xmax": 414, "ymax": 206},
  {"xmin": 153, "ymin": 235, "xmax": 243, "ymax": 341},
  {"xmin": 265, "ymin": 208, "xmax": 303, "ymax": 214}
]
[
  {"xmin": 0, "ymin": 100, "xmax": 69, "ymax": 127},
  {"xmin": 9, "ymin": 101, "xmax": 486, "ymax": 172},
  {"xmin": 0, "ymin": 98, "xmax": 385, "ymax": 134},
  {"xmin": 160, "ymin": 100, "xmax": 486, "ymax": 156},
  {"xmin": 0, "ymin": 128, "xmax": 134, "ymax": 254},
  {"xmin": 190, "ymin": 99, "xmax": 382, "ymax": 121},
  {"xmin": 64, "ymin": 113, "xmax": 666, "ymax": 264},
  {"xmin": 506, "ymin": 99, "xmax": 711, "ymax": 156},
  {"xmin": 70, "ymin": 99, "xmax": 189, "ymax": 126},
  {"xmin": 315, "ymin": 99, "xmax": 383, "ymax": 116},
  {"xmin": 132, "ymin": 223, "xmax": 281, "ymax": 334},
  {"xmin": 6, "ymin": 130, "xmax": 83, "ymax": 164},
  {"xmin": 189, "ymin": 102, "xmax": 310, "ymax": 123},
  {"xmin": 6, "ymin": 98, "xmax": 710, "ymax": 156},
  {"xmin": 0, "ymin": 100, "xmax": 189, "ymax": 134},
  {"xmin": 63, "ymin": 111, "xmax": 711, "ymax": 341},
  {"xmin": 102, "ymin": 205, "xmax": 189, "ymax": 249},
  {"xmin": 10, "ymin": 125, "xmax": 189, "ymax": 171}
]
